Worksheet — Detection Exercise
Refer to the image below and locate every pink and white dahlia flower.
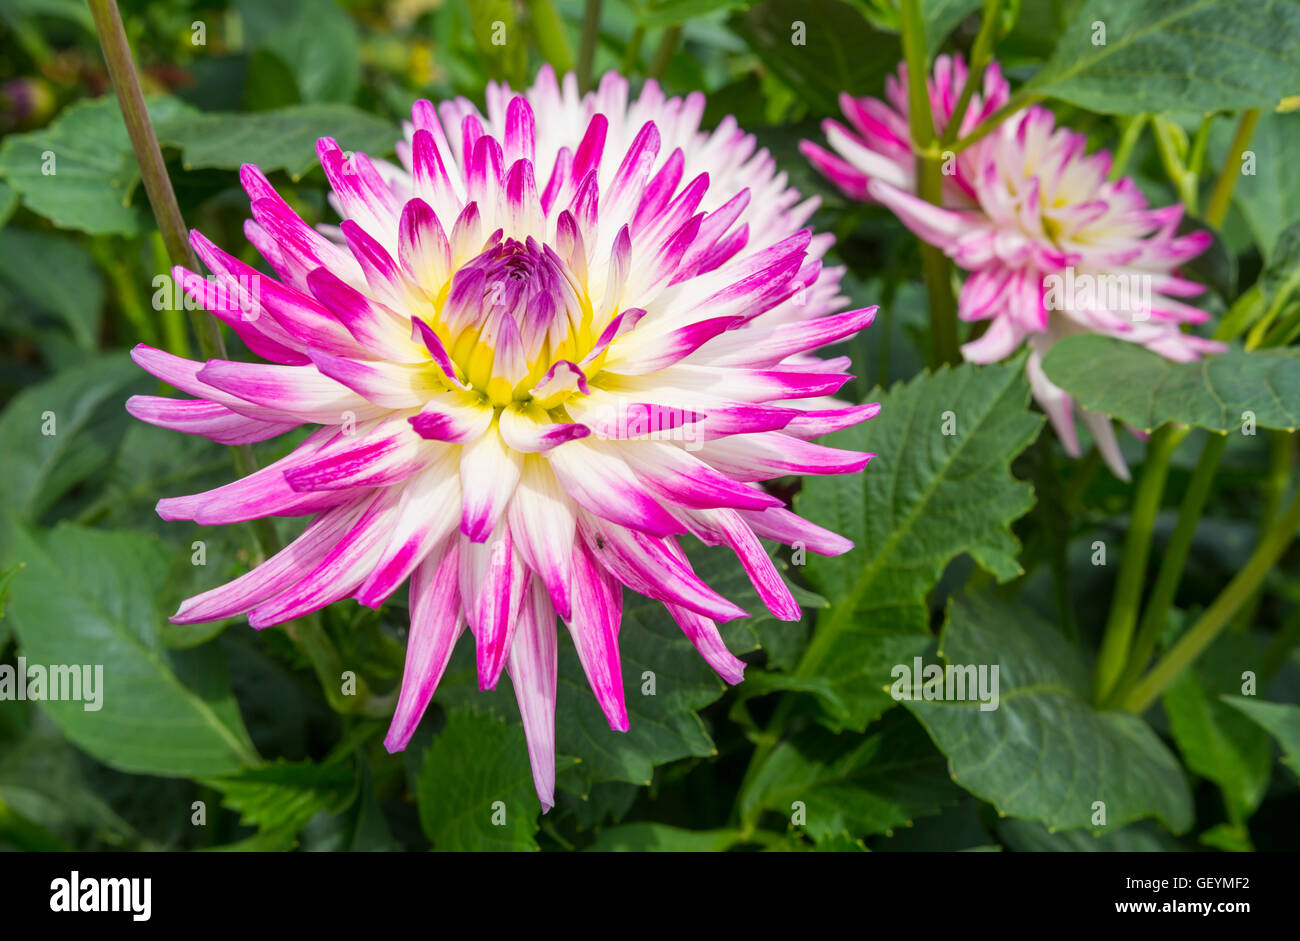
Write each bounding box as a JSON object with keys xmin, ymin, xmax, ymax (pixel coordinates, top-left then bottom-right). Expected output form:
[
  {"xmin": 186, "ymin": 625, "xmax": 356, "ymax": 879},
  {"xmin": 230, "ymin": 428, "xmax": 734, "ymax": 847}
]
[
  {"xmin": 127, "ymin": 68, "xmax": 876, "ymax": 808},
  {"xmin": 799, "ymin": 53, "xmax": 1010, "ymax": 208},
  {"xmin": 806, "ymin": 62, "xmax": 1222, "ymax": 480}
]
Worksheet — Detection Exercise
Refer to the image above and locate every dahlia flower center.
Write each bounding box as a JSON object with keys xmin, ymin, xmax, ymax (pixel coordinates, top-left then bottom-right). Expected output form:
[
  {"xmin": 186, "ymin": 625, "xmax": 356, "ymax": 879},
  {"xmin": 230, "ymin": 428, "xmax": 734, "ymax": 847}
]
[{"xmin": 433, "ymin": 235, "xmax": 594, "ymax": 407}]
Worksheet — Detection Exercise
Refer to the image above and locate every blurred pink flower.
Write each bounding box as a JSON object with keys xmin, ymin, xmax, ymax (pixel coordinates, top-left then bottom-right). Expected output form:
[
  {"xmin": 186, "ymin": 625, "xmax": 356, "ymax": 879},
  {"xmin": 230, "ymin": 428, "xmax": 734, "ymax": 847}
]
[{"xmin": 805, "ymin": 59, "xmax": 1221, "ymax": 480}]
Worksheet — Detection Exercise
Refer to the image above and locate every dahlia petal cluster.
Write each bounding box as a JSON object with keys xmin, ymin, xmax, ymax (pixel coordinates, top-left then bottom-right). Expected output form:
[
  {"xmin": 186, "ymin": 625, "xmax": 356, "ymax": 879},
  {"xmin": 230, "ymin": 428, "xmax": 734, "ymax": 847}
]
[
  {"xmin": 806, "ymin": 56, "xmax": 1223, "ymax": 479},
  {"xmin": 127, "ymin": 68, "xmax": 876, "ymax": 808}
]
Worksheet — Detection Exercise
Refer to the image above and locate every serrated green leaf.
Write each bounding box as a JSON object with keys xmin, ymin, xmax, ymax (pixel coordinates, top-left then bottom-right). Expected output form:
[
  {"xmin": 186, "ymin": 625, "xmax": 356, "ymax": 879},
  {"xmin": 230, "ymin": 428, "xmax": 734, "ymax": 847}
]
[
  {"xmin": 1221, "ymin": 695, "xmax": 1300, "ymax": 776},
  {"xmin": 740, "ymin": 713, "xmax": 963, "ymax": 840},
  {"xmin": 417, "ymin": 709, "xmax": 539, "ymax": 851},
  {"xmin": 157, "ymin": 104, "xmax": 398, "ymax": 182},
  {"xmin": 907, "ymin": 591, "xmax": 1194, "ymax": 834},
  {"xmin": 0, "ymin": 95, "xmax": 194, "ymax": 235},
  {"xmin": 1025, "ymin": 0, "xmax": 1300, "ymax": 115},
  {"xmin": 795, "ymin": 358, "xmax": 1042, "ymax": 731},
  {"xmin": 204, "ymin": 759, "xmax": 356, "ymax": 834},
  {"xmin": 583, "ymin": 822, "xmax": 743, "ymax": 851},
  {"xmin": 1041, "ymin": 334, "xmax": 1300, "ymax": 433},
  {"xmin": 3, "ymin": 523, "xmax": 259, "ymax": 777}
]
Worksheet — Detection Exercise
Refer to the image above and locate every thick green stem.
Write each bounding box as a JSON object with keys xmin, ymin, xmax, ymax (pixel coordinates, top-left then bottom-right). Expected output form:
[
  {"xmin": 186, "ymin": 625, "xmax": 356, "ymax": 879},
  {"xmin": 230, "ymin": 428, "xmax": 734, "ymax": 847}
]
[
  {"xmin": 950, "ymin": 92, "xmax": 1042, "ymax": 153},
  {"xmin": 1151, "ymin": 117, "xmax": 1198, "ymax": 214},
  {"xmin": 1092, "ymin": 425, "xmax": 1186, "ymax": 704},
  {"xmin": 1107, "ymin": 433, "xmax": 1227, "ymax": 706},
  {"xmin": 1108, "ymin": 115, "xmax": 1149, "ymax": 181},
  {"xmin": 899, "ymin": 0, "xmax": 959, "ymax": 367},
  {"xmin": 646, "ymin": 24, "xmax": 681, "ymax": 81},
  {"xmin": 939, "ymin": 0, "xmax": 1001, "ymax": 146},
  {"xmin": 577, "ymin": 0, "xmax": 602, "ymax": 92},
  {"xmin": 1124, "ymin": 486, "xmax": 1300, "ymax": 713},
  {"xmin": 527, "ymin": 0, "xmax": 575, "ymax": 75},
  {"xmin": 622, "ymin": 24, "xmax": 645, "ymax": 74},
  {"xmin": 1230, "ymin": 431, "xmax": 1293, "ymax": 632},
  {"xmin": 1204, "ymin": 109, "xmax": 1259, "ymax": 229}
]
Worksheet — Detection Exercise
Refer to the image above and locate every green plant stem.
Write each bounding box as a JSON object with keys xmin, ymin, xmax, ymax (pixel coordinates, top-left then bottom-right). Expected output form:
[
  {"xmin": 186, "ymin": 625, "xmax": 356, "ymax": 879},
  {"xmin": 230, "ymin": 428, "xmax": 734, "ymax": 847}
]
[
  {"xmin": 1107, "ymin": 433, "xmax": 1228, "ymax": 706},
  {"xmin": 1092, "ymin": 425, "xmax": 1186, "ymax": 704},
  {"xmin": 577, "ymin": 0, "xmax": 602, "ymax": 92},
  {"xmin": 939, "ymin": 0, "xmax": 1001, "ymax": 146},
  {"xmin": 151, "ymin": 231, "xmax": 189, "ymax": 358},
  {"xmin": 91, "ymin": 0, "xmax": 276, "ymax": 551},
  {"xmin": 1094, "ymin": 109, "xmax": 1265, "ymax": 707},
  {"xmin": 1204, "ymin": 109, "xmax": 1259, "ymax": 229},
  {"xmin": 1124, "ymin": 485, "xmax": 1300, "ymax": 713},
  {"xmin": 1151, "ymin": 117, "xmax": 1197, "ymax": 214},
  {"xmin": 899, "ymin": 0, "xmax": 959, "ymax": 367},
  {"xmin": 646, "ymin": 24, "xmax": 681, "ymax": 81},
  {"xmin": 622, "ymin": 24, "xmax": 645, "ymax": 74},
  {"xmin": 1108, "ymin": 115, "xmax": 1149, "ymax": 181},
  {"xmin": 950, "ymin": 92, "xmax": 1043, "ymax": 153},
  {"xmin": 1230, "ymin": 430, "xmax": 1293, "ymax": 632},
  {"xmin": 91, "ymin": 0, "xmax": 364, "ymax": 717},
  {"xmin": 527, "ymin": 0, "xmax": 575, "ymax": 75}
]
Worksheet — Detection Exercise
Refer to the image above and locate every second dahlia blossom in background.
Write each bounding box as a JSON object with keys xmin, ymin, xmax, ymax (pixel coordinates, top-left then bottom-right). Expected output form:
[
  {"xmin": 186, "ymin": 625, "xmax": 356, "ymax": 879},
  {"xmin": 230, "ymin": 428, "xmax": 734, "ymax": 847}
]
[
  {"xmin": 807, "ymin": 59, "xmax": 1222, "ymax": 480},
  {"xmin": 126, "ymin": 67, "xmax": 876, "ymax": 808}
]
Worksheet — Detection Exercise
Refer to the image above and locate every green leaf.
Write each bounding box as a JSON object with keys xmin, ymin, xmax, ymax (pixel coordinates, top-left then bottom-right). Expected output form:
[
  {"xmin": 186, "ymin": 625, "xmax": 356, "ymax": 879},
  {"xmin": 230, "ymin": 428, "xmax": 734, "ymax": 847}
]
[
  {"xmin": 1025, "ymin": 0, "xmax": 1300, "ymax": 115},
  {"xmin": 0, "ymin": 733, "xmax": 136, "ymax": 848},
  {"xmin": 795, "ymin": 358, "xmax": 1042, "ymax": 731},
  {"xmin": 1221, "ymin": 696, "xmax": 1300, "ymax": 777},
  {"xmin": 641, "ymin": 0, "xmax": 756, "ymax": 27},
  {"xmin": 417, "ymin": 709, "xmax": 539, "ymax": 851},
  {"xmin": 0, "ymin": 180, "xmax": 17, "ymax": 229},
  {"xmin": 923, "ymin": 0, "xmax": 983, "ymax": 55},
  {"xmin": 466, "ymin": 0, "xmax": 528, "ymax": 85},
  {"xmin": 1258, "ymin": 220, "xmax": 1300, "ymax": 319},
  {"xmin": 906, "ymin": 591, "xmax": 1194, "ymax": 833},
  {"xmin": 1041, "ymin": 334, "xmax": 1300, "ymax": 433},
  {"xmin": 233, "ymin": 0, "xmax": 360, "ymax": 104},
  {"xmin": 431, "ymin": 543, "xmax": 778, "ymax": 795},
  {"xmin": 731, "ymin": 0, "xmax": 900, "ymax": 115},
  {"xmin": 0, "ymin": 95, "xmax": 193, "ymax": 235},
  {"xmin": 0, "ymin": 228, "xmax": 103, "ymax": 349},
  {"xmin": 3, "ymin": 523, "xmax": 259, "ymax": 777},
  {"xmin": 1162, "ymin": 660, "xmax": 1271, "ymax": 824},
  {"xmin": 739, "ymin": 713, "xmax": 963, "ymax": 840},
  {"xmin": 0, "ymin": 354, "xmax": 144, "ymax": 524},
  {"xmin": 1210, "ymin": 111, "xmax": 1300, "ymax": 257},
  {"xmin": 158, "ymin": 104, "xmax": 399, "ymax": 182},
  {"xmin": 583, "ymin": 823, "xmax": 743, "ymax": 851},
  {"xmin": 204, "ymin": 759, "xmax": 356, "ymax": 835}
]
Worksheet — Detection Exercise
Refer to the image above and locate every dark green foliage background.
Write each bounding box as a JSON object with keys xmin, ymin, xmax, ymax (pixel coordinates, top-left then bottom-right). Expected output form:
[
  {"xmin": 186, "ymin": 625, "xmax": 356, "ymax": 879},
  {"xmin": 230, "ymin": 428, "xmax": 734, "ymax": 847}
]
[{"xmin": 0, "ymin": 0, "xmax": 1298, "ymax": 852}]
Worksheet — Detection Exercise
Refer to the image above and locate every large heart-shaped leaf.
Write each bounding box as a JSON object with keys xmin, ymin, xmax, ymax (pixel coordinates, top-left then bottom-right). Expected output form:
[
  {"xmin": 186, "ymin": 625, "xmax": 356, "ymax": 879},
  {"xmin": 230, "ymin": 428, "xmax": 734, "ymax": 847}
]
[{"xmin": 1041, "ymin": 334, "xmax": 1300, "ymax": 433}]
